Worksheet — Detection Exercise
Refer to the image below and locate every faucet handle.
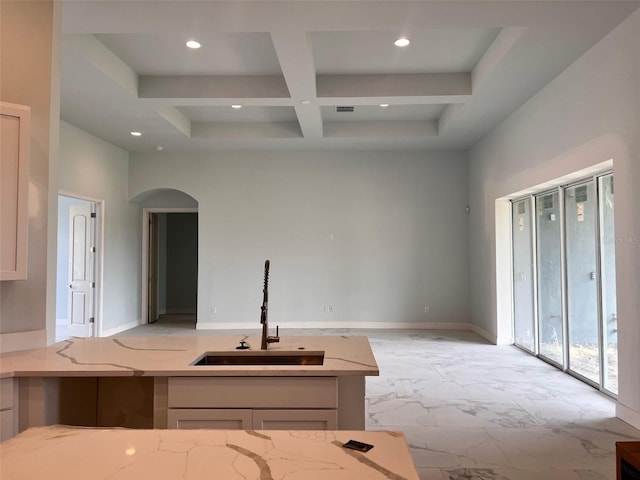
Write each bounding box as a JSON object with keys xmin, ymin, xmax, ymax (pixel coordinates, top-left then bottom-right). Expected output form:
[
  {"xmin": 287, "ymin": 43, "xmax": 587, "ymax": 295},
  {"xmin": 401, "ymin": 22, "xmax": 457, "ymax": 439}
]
[{"xmin": 266, "ymin": 325, "xmax": 280, "ymax": 344}]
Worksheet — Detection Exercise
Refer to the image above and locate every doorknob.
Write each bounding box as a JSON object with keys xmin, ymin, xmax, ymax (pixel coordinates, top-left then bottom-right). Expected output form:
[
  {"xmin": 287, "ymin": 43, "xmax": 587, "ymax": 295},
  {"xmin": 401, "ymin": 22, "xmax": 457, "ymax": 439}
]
[{"xmin": 68, "ymin": 284, "xmax": 73, "ymax": 288}]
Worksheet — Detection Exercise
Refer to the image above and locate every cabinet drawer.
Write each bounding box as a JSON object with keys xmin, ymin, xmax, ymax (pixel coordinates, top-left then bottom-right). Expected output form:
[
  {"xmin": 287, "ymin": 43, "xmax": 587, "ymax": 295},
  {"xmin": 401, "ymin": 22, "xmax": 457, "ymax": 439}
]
[
  {"xmin": 0, "ymin": 378, "xmax": 14, "ymax": 410},
  {"xmin": 253, "ymin": 409, "xmax": 337, "ymax": 430},
  {"xmin": 168, "ymin": 377, "xmax": 337, "ymax": 409},
  {"xmin": 167, "ymin": 408, "xmax": 252, "ymax": 430}
]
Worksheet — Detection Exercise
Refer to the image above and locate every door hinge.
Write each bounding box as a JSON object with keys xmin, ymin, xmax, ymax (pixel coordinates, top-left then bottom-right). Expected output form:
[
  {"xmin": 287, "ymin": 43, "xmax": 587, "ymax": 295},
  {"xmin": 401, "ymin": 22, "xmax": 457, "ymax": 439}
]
[
  {"xmin": 89, "ymin": 317, "xmax": 95, "ymax": 323},
  {"xmin": 91, "ymin": 282, "xmax": 96, "ymax": 288},
  {"xmin": 90, "ymin": 212, "xmax": 97, "ymax": 218}
]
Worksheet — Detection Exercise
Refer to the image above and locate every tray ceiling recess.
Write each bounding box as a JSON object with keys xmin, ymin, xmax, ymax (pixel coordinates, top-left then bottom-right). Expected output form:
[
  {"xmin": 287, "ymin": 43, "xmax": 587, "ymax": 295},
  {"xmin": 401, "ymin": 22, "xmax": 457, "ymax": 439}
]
[{"xmin": 60, "ymin": 1, "xmax": 640, "ymax": 152}]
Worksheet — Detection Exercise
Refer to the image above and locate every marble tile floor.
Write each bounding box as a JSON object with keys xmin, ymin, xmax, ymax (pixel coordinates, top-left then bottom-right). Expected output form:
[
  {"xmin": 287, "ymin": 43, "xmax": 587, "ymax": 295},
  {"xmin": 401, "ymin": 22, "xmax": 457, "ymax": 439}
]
[{"xmin": 113, "ymin": 318, "xmax": 640, "ymax": 480}]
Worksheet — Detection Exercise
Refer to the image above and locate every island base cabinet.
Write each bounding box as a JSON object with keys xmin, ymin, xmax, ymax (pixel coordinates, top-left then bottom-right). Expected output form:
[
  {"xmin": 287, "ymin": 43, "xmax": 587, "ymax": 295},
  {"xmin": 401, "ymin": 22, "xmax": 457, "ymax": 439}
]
[
  {"xmin": 166, "ymin": 376, "xmax": 340, "ymax": 431},
  {"xmin": 167, "ymin": 408, "xmax": 337, "ymax": 430}
]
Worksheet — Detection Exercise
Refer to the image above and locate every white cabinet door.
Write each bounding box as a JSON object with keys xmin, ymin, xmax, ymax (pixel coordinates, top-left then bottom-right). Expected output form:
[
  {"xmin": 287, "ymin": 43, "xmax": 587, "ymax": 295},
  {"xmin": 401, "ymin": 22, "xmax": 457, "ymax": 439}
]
[
  {"xmin": 0, "ymin": 102, "xmax": 29, "ymax": 280},
  {"xmin": 252, "ymin": 409, "xmax": 337, "ymax": 430},
  {"xmin": 0, "ymin": 410, "xmax": 14, "ymax": 442},
  {"xmin": 167, "ymin": 408, "xmax": 252, "ymax": 430}
]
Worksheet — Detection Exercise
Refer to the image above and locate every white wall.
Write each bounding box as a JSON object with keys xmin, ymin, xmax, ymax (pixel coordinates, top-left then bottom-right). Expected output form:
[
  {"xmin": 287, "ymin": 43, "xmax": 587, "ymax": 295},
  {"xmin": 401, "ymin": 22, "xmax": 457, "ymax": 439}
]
[
  {"xmin": 58, "ymin": 121, "xmax": 141, "ymax": 336},
  {"xmin": 130, "ymin": 150, "xmax": 470, "ymax": 330},
  {"xmin": 468, "ymin": 10, "xmax": 640, "ymax": 427},
  {"xmin": 0, "ymin": 1, "xmax": 56, "ymax": 351}
]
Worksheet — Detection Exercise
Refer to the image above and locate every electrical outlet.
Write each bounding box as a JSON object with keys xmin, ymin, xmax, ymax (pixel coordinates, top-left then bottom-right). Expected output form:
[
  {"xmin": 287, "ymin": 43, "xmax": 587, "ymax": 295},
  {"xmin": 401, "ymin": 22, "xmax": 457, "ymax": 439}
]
[
  {"xmin": 424, "ymin": 306, "xmax": 430, "ymax": 314},
  {"xmin": 324, "ymin": 304, "xmax": 333, "ymax": 313},
  {"xmin": 211, "ymin": 306, "xmax": 217, "ymax": 314}
]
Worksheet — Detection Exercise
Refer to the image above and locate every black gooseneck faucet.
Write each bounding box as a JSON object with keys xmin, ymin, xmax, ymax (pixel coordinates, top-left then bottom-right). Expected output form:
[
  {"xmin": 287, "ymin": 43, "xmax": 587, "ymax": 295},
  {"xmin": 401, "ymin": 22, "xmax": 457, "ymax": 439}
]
[{"xmin": 260, "ymin": 259, "xmax": 280, "ymax": 350}]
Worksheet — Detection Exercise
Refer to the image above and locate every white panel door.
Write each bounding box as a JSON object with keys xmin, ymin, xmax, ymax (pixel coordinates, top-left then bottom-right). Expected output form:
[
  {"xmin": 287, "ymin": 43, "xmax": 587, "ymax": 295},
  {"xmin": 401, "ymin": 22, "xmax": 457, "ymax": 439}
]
[{"xmin": 67, "ymin": 204, "xmax": 95, "ymax": 337}]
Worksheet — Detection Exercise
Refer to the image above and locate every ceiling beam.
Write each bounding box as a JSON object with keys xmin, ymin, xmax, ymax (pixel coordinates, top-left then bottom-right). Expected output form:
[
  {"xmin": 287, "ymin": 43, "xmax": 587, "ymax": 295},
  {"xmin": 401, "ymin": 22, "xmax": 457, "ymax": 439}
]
[
  {"xmin": 324, "ymin": 121, "xmax": 438, "ymax": 139},
  {"xmin": 139, "ymin": 75, "xmax": 290, "ymax": 99},
  {"xmin": 191, "ymin": 121, "xmax": 302, "ymax": 139},
  {"xmin": 270, "ymin": 29, "xmax": 323, "ymax": 139},
  {"xmin": 63, "ymin": 34, "xmax": 138, "ymax": 97},
  {"xmin": 317, "ymin": 73, "xmax": 471, "ymax": 98}
]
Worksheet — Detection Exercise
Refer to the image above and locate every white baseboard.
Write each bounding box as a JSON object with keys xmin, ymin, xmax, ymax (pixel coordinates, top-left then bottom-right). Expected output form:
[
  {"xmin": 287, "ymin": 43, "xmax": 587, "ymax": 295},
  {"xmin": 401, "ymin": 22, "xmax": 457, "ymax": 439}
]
[
  {"xmin": 197, "ymin": 321, "xmax": 474, "ymax": 331},
  {"xmin": 164, "ymin": 308, "xmax": 196, "ymax": 314},
  {"xmin": 0, "ymin": 329, "xmax": 47, "ymax": 353},
  {"xmin": 101, "ymin": 319, "xmax": 142, "ymax": 337},
  {"xmin": 470, "ymin": 324, "xmax": 498, "ymax": 344},
  {"xmin": 616, "ymin": 402, "xmax": 640, "ymax": 430}
]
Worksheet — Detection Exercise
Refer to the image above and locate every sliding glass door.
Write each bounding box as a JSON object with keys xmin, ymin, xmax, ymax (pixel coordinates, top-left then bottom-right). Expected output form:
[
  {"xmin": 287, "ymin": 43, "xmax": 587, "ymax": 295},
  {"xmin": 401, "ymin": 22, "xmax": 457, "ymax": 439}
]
[
  {"xmin": 512, "ymin": 198, "xmax": 535, "ymax": 353},
  {"xmin": 536, "ymin": 191, "xmax": 563, "ymax": 365},
  {"xmin": 565, "ymin": 181, "xmax": 600, "ymax": 384},
  {"xmin": 511, "ymin": 171, "xmax": 617, "ymax": 395},
  {"xmin": 598, "ymin": 174, "xmax": 617, "ymax": 394}
]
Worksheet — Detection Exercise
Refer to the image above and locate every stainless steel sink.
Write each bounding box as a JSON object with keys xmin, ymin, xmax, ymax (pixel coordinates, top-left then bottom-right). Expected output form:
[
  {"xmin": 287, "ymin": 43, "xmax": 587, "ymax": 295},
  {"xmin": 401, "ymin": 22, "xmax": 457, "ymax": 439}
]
[{"xmin": 192, "ymin": 350, "xmax": 325, "ymax": 366}]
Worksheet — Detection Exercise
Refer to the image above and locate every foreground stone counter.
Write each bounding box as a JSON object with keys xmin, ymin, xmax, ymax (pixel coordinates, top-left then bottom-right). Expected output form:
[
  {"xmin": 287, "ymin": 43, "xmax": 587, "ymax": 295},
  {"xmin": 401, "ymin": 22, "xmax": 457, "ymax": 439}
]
[
  {"xmin": 0, "ymin": 426, "xmax": 419, "ymax": 480},
  {"xmin": 0, "ymin": 336, "xmax": 379, "ymax": 438}
]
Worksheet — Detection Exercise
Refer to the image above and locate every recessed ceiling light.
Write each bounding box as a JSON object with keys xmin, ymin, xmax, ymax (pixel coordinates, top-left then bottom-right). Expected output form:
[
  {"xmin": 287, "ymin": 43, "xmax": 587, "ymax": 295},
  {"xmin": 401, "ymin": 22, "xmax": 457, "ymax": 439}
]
[
  {"xmin": 380, "ymin": 103, "xmax": 390, "ymax": 107},
  {"xmin": 186, "ymin": 40, "xmax": 201, "ymax": 49},
  {"xmin": 394, "ymin": 37, "xmax": 410, "ymax": 47},
  {"xmin": 155, "ymin": 146, "xmax": 164, "ymax": 151},
  {"xmin": 231, "ymin": 104, "xmax": 242, "ymax": 109},
  {"xmin": 130, "ymin": 131, "xmax": 142, "ymax": 136}
]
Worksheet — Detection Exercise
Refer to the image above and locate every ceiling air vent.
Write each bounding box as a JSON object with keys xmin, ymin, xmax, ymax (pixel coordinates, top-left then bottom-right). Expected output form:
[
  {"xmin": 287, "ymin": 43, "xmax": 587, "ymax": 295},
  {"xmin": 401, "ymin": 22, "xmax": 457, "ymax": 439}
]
[{"xmin": 336, "ymin": 106, "xmax": 355, "ymax": 113}]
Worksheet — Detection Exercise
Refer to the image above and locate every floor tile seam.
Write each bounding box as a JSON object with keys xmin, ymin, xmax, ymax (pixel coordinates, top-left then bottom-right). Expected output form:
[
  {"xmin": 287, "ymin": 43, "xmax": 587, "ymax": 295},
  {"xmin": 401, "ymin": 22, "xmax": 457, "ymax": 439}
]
[
  {"xmin": 478, "ymin": 426, "xmax": 518, "ymax": 470},
  {"xmin": 405, "ymin": 438, "xmax": 513, "ymax": 471}
]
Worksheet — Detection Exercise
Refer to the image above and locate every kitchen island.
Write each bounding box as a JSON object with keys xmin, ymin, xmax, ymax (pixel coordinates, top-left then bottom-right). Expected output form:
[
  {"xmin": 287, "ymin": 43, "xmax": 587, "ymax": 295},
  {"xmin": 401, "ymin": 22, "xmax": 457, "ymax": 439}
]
[
  {"xmin": 0, "ymin": 335, "xmax": 378, "ymax": 439},
  {"xmin": 0, "ymin": 425, "xmax": 418, "ymax": 479}
]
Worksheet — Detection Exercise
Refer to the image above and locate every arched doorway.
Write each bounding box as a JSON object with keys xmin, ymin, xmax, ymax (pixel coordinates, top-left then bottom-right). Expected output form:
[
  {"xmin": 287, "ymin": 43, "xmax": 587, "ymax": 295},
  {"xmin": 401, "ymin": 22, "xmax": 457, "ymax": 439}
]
[{"xmin": 133, "ymin": 189, "xmax": 198, "ymax": 328}]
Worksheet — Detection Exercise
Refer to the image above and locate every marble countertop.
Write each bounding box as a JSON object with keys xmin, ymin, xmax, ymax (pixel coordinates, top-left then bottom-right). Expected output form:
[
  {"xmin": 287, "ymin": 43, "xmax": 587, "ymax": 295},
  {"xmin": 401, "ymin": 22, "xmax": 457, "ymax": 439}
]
[
  {"xmin": 0, "ymin": 425, "xmax": 418, "ymax": 479},
  {"xmin": 0, "ymin": 335, "xmax": 379, "ymax": 378}
]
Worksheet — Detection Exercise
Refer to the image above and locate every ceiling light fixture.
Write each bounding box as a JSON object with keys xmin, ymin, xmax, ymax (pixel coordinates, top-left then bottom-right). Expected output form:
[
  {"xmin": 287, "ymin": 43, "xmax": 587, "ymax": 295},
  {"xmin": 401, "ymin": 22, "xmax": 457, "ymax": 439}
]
[
  {"xmin": 380, "ymin": 103, "xmax": 390, "ymax": 107},
  {"xmin": 394, "ymin": 37, "xmax": 410, "ymax": 47},
  {"xmin": 130, "ymin": 131, "xmax": 142, "ymax": 136},
  {"xmin": 300, "ymin": 100, "xmax": 311, "ymax": 105},
  {"xmin": 231, "ymin": 104, "xmax": 242, "ymax": 109},
  {"xmin": 186, "ymin": 40, "xmax": 201, "ymax": 49}
]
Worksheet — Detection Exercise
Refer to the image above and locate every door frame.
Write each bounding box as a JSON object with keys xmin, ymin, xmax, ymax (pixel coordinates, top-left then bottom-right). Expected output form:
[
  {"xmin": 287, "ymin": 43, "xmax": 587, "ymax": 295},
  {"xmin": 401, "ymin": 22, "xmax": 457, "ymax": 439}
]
[
  {"xmin": 57, "ymin": 191, "xmax": 104, "ymax": 338},
  {"xmin": 141, "ymin": 207, "xmax": 198, "ymax": 325}
]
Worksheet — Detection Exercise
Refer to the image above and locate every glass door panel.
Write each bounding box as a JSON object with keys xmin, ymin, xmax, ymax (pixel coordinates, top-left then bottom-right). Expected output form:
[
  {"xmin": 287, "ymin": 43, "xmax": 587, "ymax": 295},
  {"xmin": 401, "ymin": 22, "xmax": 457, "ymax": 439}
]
[
  {"xmin": 565, "ymin": 181, "xmax": 600, "ymax": 383},
  {"xmin": 512, "ymin": 199, "xmax": 535, "ymax": 352},
  {"xmin": 535, "ymin": 192, "xmax": 563, "ymax": 365},
  {"xmin": 598, "ymin": 174, "xmax": 617, "ymax": 394}
]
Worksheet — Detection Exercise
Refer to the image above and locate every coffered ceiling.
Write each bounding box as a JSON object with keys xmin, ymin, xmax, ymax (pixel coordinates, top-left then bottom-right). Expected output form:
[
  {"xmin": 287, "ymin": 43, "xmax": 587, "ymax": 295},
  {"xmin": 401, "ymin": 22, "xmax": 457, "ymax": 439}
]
[{"xmin": 60, "ymin": 1, "xmax": 640, "ymax": 153}]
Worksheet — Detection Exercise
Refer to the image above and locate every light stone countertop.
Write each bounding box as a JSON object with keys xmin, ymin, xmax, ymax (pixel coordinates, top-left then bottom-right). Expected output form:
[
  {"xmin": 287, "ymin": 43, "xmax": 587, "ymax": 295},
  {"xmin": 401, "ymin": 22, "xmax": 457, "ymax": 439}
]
[
  {"xmin": 0, "ymin": 425, "xmax": 418, "ymax": 479},
  {"xmin": 0, "ymin": 335, "xmax": 379, "ymax": 378}
]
